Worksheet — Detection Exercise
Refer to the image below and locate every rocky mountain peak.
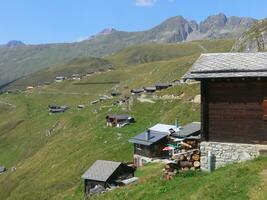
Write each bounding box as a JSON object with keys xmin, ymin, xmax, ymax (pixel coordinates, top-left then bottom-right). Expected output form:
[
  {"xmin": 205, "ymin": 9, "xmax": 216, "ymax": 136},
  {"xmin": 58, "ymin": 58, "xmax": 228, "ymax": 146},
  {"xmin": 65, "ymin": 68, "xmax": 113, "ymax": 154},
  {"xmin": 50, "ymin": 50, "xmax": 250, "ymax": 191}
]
[
  {"xmin": 98, "ymin": 28, "xmax": 118, "ymax": 35},
  {"xmin": 199, "ymin": 13, "xmax": 228, "ymax": 33},
  {"xmin": 6, "ymin": 40, "xmax": 25, "ymax": 47}
]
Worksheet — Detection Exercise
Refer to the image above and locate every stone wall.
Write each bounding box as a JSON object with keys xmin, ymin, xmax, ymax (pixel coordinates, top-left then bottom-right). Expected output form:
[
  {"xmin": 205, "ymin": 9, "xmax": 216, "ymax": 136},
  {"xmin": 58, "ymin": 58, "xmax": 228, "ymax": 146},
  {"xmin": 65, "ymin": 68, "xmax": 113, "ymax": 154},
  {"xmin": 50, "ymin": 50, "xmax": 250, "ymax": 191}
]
[{"xmin": 200, "ymin": 141, "xmax": 267, "ymax": 171}]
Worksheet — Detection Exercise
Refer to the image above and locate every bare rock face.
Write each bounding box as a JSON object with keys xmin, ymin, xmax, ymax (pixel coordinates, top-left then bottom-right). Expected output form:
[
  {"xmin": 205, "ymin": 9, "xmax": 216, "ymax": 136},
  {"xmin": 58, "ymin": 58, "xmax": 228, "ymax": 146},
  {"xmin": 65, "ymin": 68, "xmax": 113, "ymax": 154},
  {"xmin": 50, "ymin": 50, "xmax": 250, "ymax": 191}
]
[
  {"xmin": 199, "ymin": 13, "xmax": 228, "ymax": 33},
  {"xmin": 87, "ymin": 13, "xmax": 257, "ymax": 44},
  {"xmin": 232, "ymin": 19, "xmax": 267, "ymax": 52}
]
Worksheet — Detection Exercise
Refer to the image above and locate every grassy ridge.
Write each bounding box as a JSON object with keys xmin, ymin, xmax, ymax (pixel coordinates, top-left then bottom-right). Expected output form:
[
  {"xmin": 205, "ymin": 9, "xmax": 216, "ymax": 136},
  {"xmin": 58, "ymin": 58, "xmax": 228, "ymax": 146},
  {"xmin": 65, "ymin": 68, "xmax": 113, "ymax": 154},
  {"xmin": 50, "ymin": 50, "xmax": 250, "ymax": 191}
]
[
  {"xmin": 5, "ymin": 57, "xmax": 113, "ymax": 90},
  {"xmin": 94, "ymin": 157, "xmax": 267, "ymax": 200},
  {"xmin": 108, "ymin": 40, "xmax": 235, "ymax": 66}
]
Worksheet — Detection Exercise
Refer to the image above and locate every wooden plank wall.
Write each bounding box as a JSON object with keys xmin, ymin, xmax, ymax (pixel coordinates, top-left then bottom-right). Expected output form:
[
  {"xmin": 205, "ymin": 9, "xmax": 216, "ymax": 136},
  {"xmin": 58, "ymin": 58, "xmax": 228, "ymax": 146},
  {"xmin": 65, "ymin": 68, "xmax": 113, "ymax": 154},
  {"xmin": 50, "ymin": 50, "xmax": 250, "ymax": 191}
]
[{"xmin": 202, "ymin": 79, "xmax": 267, "ymax": 144}]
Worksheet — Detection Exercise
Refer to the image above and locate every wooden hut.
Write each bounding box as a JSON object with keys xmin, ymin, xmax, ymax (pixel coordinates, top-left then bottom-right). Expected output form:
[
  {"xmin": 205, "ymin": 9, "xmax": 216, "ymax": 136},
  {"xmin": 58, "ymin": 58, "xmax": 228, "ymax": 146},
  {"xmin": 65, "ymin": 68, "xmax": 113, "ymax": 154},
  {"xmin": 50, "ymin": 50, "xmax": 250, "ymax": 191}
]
[
  {"xmin": 143, "ymin": 86, "xmax": 156, "ymax": 93},
  {"xmin": 155, "ymin": 83, "xmax": 171, "ymax": 90},
  {"xmin": 0, "ymin": 166, "xmax": 6, "ymax": 173},
  {"xmin": 81, "ymin": 160, "xmax": 135, "ymax": 196},
  {"xmin": 184, "ymin": 53, "xmax": 267, "ymax": 170},
  {"xmin": 106, "ymin": 115, "xmax": 134, "ymax": 127},
  {"xmin": 129, "ymin": 130, "xmax": 169, "ymax": 167},
  {"xmin": 128, "ymin": 123, "xmax": 201, "ymax": 167}
]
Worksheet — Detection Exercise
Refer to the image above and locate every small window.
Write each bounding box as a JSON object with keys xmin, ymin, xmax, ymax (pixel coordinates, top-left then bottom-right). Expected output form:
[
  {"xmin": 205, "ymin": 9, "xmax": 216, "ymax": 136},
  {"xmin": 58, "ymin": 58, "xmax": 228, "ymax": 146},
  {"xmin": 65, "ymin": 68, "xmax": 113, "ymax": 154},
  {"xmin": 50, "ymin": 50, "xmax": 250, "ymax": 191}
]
[{"xmin": 264, "ymin": 98, "xmax": 267, "ymax": 120}]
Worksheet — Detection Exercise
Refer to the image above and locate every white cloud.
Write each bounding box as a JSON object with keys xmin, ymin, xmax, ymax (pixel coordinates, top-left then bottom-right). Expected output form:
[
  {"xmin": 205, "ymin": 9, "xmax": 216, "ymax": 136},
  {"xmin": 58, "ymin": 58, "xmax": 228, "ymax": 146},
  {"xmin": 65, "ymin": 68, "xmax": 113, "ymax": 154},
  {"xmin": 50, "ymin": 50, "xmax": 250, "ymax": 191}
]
[{"xmin": 135, "ymin": 0, "xmax": 157, "ymax": 6}]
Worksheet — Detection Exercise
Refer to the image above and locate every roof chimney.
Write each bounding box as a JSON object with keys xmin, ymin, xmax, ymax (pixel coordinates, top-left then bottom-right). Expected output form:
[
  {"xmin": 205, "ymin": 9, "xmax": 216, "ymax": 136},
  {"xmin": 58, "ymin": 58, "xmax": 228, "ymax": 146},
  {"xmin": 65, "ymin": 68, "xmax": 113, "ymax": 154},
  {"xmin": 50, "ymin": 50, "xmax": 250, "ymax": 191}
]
[
  {"xmin": 146, "ymin": 129, "xmax": 151, "ymax": 141},
  {"xmin": 175, "ymin": 118, "xmax": 179, "ymax": 128}
]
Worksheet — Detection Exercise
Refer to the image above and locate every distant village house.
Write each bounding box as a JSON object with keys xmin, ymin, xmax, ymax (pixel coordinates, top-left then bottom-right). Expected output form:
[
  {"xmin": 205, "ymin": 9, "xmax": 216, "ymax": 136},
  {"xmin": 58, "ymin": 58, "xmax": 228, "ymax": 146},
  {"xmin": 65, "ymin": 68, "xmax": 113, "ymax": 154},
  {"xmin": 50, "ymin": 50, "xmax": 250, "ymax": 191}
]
[
  {"xmin": 130, "ymin": 88, "xmax": 144, "ymax": 95},
  {"xmin": 48, "ymin": 105, "xmax": 69, "ymax": 113},
  {"xmin": 155, "ymin": 83, "xmax": 171, "ymax": 90},
  {"xmin": 0, "ymin": 166, "xmax": 6, "ymax": 173},
  {"xmin": 106, "ymin": 115, "xmax": 135, "ymax": 128},
  {"xmin": 55, "ymin": 76, "xmax": 65, "ymax": 82},
  {"xmin": 143, "ymin": 86, "xmax": 156, "ymax": 93}
]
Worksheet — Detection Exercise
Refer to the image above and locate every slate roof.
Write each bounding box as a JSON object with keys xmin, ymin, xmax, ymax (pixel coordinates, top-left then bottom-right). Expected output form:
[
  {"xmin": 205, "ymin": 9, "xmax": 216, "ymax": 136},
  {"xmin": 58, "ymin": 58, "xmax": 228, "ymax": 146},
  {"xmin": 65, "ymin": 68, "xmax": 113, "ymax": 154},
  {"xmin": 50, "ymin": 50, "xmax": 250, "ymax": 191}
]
[
  {"xmin": 107, "ymin": 115, "xmax": 130, "ymax": 120},
  {"xmin": 81, "ymin": 160, "xmax": 121, "ymax": 181},
  {"xmin": 0, "ymin": 166, "xmax": 6, "ymax": 173},
  {"xmin": 149, "ymin": 124, "xmax": 179, "ymax": 134},
  {"xmin": 131, "ymin": 88, "xmax": 144, "ymax": 93},
  {"xmin": 184, "ymin": 53, "xmax": 267, "ymax": 79},
  {"xmin": 172, "ymin": 122, "xmax": 201, "ymax": 138},
  {"xmin": 128, "ymin": 131, "xmax": 167, "ymax": 146},
  {"xmin": 155, "ymin": 83, "xmax": 171, "ymax": 87},
  {"xmin": 143, "ymin": 86, "xmax": 156, "ymax": 91}
]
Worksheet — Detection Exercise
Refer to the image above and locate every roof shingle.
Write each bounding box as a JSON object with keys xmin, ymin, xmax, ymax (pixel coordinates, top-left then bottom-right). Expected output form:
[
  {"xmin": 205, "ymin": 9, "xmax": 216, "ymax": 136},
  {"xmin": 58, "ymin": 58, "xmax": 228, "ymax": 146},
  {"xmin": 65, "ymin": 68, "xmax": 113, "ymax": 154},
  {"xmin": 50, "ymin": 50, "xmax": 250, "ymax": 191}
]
[
  {"xmin": 81, "ymin": 160, "xmax": 121, "ymax": 181},
  {"xmin": 184, "ymin": 53, "xmax": 267, "ymax": 79}
]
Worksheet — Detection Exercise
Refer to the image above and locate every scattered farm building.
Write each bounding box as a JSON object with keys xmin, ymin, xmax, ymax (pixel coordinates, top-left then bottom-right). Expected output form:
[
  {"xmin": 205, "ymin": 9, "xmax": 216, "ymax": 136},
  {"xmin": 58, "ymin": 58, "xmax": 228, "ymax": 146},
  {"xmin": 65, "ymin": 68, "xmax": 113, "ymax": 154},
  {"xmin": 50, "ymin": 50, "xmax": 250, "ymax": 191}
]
[
  {"xmin": 55, "ymin": 76, "xmax": 65, "ymax": 82},
  {"xmin": 48, "ymin": 105, "xmax": 69, "ymax": 113},
  {"xmin": 77, "ymin": 104, "xmax": 85, "ymax": 109},
  {"xmin": 71, "ymin": 74, "xmax": 81, "ymax": 80},
  {"xmin": 26, "ymin": 86, "xmax": 34, "ymax": 90},
  {"xmin": 184, "ymin": 52, "xmax": 267, "ymax": 170},
  {"xmin": 90, "ymin": 100, "xmax": 99, "ymax": 105},
  {"xmin": 111, "ymin": 92, "xmax": 121, "ymax": 97},
  {"xmin": 143, "ymin": 86, "xmax": 156, "ymax": 93},
  {"xmin": 106, "ymin": 114, "xmax": 135, "ymax": 128},
  {"xmin": 81, "ymin": 160, "xmax": 136, "ymax": 196},
  {"xmin": 129, "ymin": 122, "xmax": 201, "ymax": 167},
  {"xmin": 131, "ymin": 88, "xmax": 144, "ymax": 95},
  {"xmin": 0, "ymin": 166, "xmax": 6, "ymax": 173},
  {"xmin": 155, "ymin": 83, "xmax": 171, "ymax": 90}
]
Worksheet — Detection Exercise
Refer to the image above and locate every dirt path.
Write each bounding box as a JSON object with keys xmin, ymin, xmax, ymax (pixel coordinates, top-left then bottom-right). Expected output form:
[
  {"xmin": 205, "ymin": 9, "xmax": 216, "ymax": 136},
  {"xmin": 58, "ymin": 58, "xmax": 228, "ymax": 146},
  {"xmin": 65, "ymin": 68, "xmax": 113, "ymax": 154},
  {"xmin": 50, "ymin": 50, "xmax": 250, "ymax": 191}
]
[{"xmin": 197, "ymin": 43, "xmax": 208, "ymax": 52}]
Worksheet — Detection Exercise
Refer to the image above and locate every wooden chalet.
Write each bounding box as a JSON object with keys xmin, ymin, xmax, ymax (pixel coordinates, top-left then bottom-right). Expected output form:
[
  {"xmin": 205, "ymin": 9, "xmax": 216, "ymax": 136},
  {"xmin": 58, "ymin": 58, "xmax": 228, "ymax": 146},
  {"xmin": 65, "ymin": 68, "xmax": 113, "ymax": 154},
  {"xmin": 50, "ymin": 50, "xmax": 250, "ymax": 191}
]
[
  {"xmin": 0, "ymin": 166, "xmax": 6, "ymax": 173},
  {"xmin": 129, "ymin": 129, "xmax": 169, "ymax": 166},
  {"xmin": 81, "ymin": 160, "xmax": 135, "ymax": 195},
  {"xmin": 130, "ymin": 88, "xmax": 144, "ymax": 95},
  {"xmin": 155, "ymin": 83, "xmax": 171, "ymax": 90},
  {"xmin": 48, "ymin": 105, "xmax": 69, "ymax": 113},
  {"xmin": 129, "ymin": 123, "xmax": 201, "ymax": 167},
  {"xmin": 184, "ymin": 53, "xmax": 267, "ymax": 169},
  {"xmin": 106, "ymin": 114, "xmax": 134, "ymax": 127},
  {"xmin": 143, "ymin": 86, "xmax": 156, "ymax": 93},
  {"xmin": 55, "ymin": 76, "xmax": 65, "ymax": 82}
]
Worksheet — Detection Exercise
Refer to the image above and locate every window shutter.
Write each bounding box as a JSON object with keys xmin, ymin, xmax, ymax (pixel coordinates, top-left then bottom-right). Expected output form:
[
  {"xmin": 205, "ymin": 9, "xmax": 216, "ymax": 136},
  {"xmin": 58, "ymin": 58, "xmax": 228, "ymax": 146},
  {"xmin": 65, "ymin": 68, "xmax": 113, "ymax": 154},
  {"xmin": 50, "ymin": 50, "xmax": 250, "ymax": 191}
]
[{"xmin": 264, "ymin": 98, "xmax": 267, "ymax": 120}]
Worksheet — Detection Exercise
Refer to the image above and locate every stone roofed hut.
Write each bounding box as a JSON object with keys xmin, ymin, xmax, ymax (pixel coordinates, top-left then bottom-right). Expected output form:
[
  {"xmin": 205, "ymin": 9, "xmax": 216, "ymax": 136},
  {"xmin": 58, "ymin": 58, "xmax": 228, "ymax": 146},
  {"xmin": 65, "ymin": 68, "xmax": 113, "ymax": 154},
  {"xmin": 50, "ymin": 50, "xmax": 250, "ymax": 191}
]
[
  {"xmin": 184, "ymin": 52, "xmax": 267, "ymax": 170},
  {"xmin": 106, "ymin": 114, "xmax": 135, "ymax": 127},
  {"xmin": 0, "ymin": 166, "xmax": 6, "ymax": 173},
  {"xmin": 81, "ymin": 160, "xmax": 135, "ymax": 195},
  {"xmin": 128, "ymin": 122, "xmax": 201, "ymax": 167},
  {"xmin": 155, "ymin": 83, "xmax": 171, "ymax": 90}
]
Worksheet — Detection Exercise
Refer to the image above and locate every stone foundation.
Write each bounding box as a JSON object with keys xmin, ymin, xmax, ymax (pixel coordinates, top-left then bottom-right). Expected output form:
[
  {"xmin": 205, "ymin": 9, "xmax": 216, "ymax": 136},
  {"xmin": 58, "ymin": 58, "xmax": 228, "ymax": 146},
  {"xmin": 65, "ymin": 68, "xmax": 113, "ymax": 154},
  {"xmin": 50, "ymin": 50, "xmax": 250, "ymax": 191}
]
[{"xmin": 200, "ymin": 141, "xmax": 267, "ymax": 171}]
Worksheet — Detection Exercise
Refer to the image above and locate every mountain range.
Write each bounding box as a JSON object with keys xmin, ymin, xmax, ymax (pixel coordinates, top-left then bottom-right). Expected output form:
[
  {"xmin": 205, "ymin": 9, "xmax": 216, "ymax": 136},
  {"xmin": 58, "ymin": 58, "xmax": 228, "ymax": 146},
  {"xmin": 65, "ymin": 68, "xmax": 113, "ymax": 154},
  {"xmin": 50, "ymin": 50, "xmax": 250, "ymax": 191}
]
[{"xmin": 0, "ymin": 13, "xmax": 258, "ymax": 86}]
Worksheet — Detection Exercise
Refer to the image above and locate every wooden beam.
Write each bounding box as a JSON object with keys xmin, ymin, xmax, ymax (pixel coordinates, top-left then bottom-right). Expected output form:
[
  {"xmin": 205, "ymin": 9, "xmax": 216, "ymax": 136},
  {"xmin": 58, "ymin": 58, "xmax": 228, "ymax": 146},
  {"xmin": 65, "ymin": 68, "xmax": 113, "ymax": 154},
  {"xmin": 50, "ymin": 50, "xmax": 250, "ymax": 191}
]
[{"xmin": 201, "ymin": 80, "xmax": 209, "ymax": 141}]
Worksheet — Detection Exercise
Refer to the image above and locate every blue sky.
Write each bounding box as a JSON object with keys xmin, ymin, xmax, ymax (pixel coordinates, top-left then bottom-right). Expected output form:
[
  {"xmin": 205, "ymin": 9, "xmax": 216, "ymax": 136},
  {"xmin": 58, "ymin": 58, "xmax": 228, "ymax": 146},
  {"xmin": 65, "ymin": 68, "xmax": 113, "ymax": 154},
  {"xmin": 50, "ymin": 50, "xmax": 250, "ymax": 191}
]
[{"xmin": 1, "ymin": 0, "xmax": 267, "ymax": 44}]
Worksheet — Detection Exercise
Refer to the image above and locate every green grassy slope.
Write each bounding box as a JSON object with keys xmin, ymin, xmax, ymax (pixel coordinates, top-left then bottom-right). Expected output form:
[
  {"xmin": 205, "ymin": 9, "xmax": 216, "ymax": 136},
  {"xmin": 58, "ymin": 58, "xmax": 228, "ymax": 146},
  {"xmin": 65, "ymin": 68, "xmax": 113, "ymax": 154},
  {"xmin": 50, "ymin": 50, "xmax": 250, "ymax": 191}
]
[
  {"xmin": 4, "ymin": 39, "xmax": 235, "ymax": 91},
  {"xmin": 5, "ymin": 57, "xmax": 113, "ymax": 90},
  {"xmin": 0, "ymin": 39, "xmax": 241, "ymax": 200},
  {"xmin": 107, "ymin": 40, "xmax": 235, "ymax": 66},
  {"xmin": 94, "ymin": 157, "xmax": 267, "ymax": 200},
  {"xmin": 0, "ymin": 42, "xmax": 100, "ymax": 86}
]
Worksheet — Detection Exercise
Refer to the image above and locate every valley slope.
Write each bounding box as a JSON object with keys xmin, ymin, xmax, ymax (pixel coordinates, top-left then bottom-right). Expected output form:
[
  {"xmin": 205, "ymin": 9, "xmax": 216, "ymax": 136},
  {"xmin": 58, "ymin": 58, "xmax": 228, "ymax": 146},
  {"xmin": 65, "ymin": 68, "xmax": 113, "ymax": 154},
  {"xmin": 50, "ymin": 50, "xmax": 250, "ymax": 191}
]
[{"xmin": 0, "ymin": 40, "xmax": 234, "ymax": 199}]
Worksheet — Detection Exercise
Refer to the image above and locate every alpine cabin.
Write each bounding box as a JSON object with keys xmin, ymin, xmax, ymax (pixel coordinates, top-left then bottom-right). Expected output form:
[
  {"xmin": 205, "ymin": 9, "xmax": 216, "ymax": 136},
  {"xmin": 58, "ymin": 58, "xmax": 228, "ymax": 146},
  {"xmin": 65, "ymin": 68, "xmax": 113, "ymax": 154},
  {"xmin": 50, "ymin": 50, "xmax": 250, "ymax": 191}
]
[{"xmin": 185, "ymin": 53, "xmax": 267, "ymax": 170}]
